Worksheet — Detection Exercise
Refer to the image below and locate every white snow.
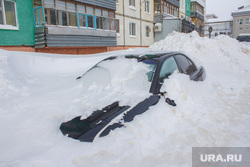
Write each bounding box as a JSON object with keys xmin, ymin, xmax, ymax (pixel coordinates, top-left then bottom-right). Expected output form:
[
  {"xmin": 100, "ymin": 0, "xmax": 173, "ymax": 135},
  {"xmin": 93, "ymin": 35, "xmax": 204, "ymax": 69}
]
[{"xmin": 0, "ymin": 31, "xmax": 249, "ymax": 167}]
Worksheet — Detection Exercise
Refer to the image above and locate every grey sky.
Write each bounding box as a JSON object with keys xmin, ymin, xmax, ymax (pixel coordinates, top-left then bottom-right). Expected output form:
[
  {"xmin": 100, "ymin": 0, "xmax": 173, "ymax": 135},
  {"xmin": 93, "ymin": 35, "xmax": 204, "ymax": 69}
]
[{"xmin": 206, "ymin": 0, "xmax": 250, "ymax": 20}]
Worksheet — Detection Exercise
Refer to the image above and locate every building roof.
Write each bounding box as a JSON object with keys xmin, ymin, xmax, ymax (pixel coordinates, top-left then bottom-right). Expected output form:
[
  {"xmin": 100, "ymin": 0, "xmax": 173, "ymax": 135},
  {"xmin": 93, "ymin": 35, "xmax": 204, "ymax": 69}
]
[
  {"xmin": 206, "ymin": 18, "xmax": 233, "ymax": 23},
  {"xmin": 231, "ymin": 5, "xmax": 250, "ymax": 16},
  {"xmin": 206, "ymin": 14, "xmax": 218, "ymax": 19}
]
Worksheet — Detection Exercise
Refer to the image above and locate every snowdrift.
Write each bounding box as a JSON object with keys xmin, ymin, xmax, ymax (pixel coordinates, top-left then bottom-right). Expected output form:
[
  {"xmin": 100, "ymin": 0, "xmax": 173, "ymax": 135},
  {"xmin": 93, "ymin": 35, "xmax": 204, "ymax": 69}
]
[{"xmin": 0, "ymin": 31, "xmax": 249, "ymax": 167}]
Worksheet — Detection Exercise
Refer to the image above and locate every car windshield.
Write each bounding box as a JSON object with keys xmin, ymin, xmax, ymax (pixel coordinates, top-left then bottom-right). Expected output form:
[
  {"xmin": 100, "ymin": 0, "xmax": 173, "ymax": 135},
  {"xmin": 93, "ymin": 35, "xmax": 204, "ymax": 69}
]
[
  {"xmin": 78, "ymin": 57, "xmax": 157, "ymax": 117},
  {"xmin": 82, "ymin": 57, "xmax": 157, "ymax": 86}
]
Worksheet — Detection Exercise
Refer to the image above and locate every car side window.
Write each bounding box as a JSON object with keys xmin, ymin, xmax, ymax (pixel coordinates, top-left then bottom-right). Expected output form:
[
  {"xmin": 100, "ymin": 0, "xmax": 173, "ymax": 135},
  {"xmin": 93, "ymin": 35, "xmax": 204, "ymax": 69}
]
[
  {"xmin": 159, "ymin": 56, "xmax": 178, "ymax": 82},
  {"xmin": 174, "ymin": 55, "xmax": 197, "ymax": 75}
]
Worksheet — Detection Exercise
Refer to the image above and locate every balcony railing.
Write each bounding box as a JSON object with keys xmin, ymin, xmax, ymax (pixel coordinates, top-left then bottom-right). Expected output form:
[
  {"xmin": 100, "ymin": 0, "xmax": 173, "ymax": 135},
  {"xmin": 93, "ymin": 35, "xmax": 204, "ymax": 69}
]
[{"xmin": 34, "ymin": 6, "xmax": 118, "ymax": 32}]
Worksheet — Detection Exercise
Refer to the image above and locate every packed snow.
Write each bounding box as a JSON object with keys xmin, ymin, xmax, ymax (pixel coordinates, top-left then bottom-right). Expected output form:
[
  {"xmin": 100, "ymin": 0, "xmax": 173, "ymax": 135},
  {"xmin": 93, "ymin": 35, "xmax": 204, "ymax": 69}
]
[{"xmin": 0, "ymin": 31, "xmax": 249, "ymax": 167}]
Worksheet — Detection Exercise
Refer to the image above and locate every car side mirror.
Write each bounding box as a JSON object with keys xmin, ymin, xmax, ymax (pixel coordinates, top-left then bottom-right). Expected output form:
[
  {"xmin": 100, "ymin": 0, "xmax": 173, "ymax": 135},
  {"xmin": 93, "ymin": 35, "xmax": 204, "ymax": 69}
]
[{"xmin": 190, "ymin": 66, "xmax": 206, "ymax": 81}]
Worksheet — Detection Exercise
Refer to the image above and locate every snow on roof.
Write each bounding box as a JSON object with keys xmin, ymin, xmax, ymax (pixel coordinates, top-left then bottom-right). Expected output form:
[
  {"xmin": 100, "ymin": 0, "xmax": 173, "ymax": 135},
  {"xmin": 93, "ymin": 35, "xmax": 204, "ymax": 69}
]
[
  {"xmin": 232, "ymin": 5, "xmax": 250, "ymax": 14},
  {"xmin": 206, "ymin": 18, "xmax": 233, "ymax": 23}
]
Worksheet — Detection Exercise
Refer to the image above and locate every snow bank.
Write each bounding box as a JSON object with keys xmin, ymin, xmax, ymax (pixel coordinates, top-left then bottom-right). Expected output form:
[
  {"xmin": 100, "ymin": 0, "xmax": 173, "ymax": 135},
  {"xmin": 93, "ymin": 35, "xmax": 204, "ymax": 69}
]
[{"xmin": 0, "ymin": 32, "xmax": 249, "ymax": 167}]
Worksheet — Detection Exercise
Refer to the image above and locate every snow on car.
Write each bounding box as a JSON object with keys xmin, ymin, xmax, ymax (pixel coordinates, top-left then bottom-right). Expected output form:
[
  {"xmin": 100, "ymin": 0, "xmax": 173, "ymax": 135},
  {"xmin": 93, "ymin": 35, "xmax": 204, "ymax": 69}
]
[{"xmin": 60, "ymin": 52, "xmax": 206, "ymax": 142}]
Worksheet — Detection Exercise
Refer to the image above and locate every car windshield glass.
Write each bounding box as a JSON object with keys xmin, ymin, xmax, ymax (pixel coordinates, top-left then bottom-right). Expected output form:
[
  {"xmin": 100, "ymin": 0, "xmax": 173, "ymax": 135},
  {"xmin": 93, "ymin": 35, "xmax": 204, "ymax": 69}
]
[
  {"xmin": 140, "ymin": 59, "xmax": 157, "ymax": 82},
  {"xmin": 79, "ymin": 57, "xmax": 153, "ymax": 117}
]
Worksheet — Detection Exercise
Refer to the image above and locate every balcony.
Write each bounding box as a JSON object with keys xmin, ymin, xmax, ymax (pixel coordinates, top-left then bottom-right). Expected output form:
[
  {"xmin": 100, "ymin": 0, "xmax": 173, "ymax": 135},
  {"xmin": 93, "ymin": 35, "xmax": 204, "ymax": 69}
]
[
  {"xmin": 34, "ymin": 6, "xmax": 118, "ymax": 48},
  {"xmin": 191, "ymin": 11, "xmax": 204, "ymax": 21},
  {"xmin": 190, "ymin": 0, "xmax": 205, "ymax": 7}
]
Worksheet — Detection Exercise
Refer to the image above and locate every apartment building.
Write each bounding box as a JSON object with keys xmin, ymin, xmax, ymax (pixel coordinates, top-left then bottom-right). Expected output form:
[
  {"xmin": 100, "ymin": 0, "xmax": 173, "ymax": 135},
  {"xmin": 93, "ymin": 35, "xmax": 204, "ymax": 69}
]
[
  {"xmin": 179, "ymin": 0, "xmax": 185, "ymax": 19},
  {"xmin": 205, "ymin": 19, "xmax": 233, "ymax": 39},
  {"xmin": 190, "ymin": 0, "xmax": 205, "ymax": 36},
  {"xmin": 181, "ymin": 0, "xmax": 195, "ymax": 33},
  {"xmin": 231, "ymin": 5, "xmax": 250, "ymax": 38},
  {"xmin": 115, "ymin": 0, "xmax": 154, "ymax": 48}
]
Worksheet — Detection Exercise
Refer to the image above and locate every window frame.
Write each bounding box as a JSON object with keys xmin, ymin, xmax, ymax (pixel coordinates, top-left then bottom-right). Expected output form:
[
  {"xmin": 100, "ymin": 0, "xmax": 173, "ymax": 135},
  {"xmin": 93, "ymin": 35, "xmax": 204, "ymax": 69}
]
[
  {"xmin": 0, "ymin": 0, "xmax": 18, "ymax": 30},
  {"xmin": 129, "ymin": 22, "xmax": 136, "ymax": 37},
  {"xmin": 246, "ymin": 18, "xmax": 250, "ymax": 25},
  {"xmin": 77, "ymin": 13, "xmax": 96, "ymax": 29},
  {"xmin": 129, "ymin": 0, "xmax": 135, "ymax": 7},
  {"xmin": 34, "ymin": 6, "xmax": 45, "ymax": 27},
  {"xmin": 145, "ymin": 1, "xmax": 150, "ymax": 14},
  {"xmin": 115, "ymin": 19, "xmax": 119, "ymax": 33},
  {"xmin": 145, "ymin": 25, "xmax": 150, "ymax": 37},
  {"xmin": 238, "ymin": 19, "xmax": 243, "ymax": 25}
]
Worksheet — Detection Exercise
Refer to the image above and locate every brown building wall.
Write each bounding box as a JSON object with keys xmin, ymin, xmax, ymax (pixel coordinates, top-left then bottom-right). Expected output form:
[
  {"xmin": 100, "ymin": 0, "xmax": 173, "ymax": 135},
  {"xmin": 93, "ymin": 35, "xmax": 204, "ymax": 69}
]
[{"xmin": 0, "ymin": 46, "xmax": 35, "ymax": 52}]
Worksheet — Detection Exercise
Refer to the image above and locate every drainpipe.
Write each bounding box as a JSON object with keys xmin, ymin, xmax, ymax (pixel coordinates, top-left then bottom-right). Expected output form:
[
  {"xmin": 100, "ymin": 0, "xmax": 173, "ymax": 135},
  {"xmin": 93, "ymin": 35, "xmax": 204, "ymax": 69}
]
[
  {"xmin": 140, "ymin": 0, "xmax": 142, "ymax": 46},
  {"xmin": 123, "ymin": 0, "xmax": 125, "ymax": 47}
]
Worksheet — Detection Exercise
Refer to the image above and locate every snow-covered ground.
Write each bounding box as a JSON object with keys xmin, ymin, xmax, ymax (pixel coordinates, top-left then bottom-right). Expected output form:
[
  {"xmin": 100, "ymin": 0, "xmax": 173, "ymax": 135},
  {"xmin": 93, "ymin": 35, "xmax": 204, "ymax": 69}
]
[{"xmin": 0, "ymin": 32, "xmax": 249, "ymax": 167}]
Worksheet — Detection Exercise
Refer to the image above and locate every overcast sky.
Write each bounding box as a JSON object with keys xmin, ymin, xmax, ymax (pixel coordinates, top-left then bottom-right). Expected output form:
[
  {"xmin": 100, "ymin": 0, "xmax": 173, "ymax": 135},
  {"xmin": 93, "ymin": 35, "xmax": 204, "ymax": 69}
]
[{"xmin": 206, "ymin": 0, "xmax": 250, "ymax": 20}]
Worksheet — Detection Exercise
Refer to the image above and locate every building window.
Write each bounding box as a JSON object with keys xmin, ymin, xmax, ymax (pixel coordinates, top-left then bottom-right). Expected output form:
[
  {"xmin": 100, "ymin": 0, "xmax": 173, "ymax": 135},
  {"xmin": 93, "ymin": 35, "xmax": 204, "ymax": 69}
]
[
  {"xmin": 129, "ymin": 0, "xmax": 135, "ymax": 7},
  {"xmin": 0, "ymin": 0, "xmax": 18, "ymax": 29},
  {"xmin": 238, "ymin": 19, "xmax": 243, "ymax": 25},
  {"xmin": 187, "ymin": 2, "xmax": 190, "ymax": 12},
  {"xmin": 69, "ymin": 12, "xmax": 77, "ymax": 26},
  {"xmin": 129, "ymin": 22, "xmax": 136, "ymax": 36},
  {"xmin": 78, "ymin": 13, "xmax": 96, "ymax": 29},
  {"xmin": 67, "ymin": 3, "xmax": 77, "ymax": 27},
  {"xmin": 145, "ymin": 1, "xmax": 150, "ymax": 13},
  {"xmin": 146, "ymin": 26, "xmax": 150, "ymax": 37},
  {"xmin": 78, "ymin": 14, "xmax": 86, "ymax": 27},
  {"xmin": 95, "ymin": 8, "xmax": 102, "ymax": 29},
  {"xmin": 57, "ymin": 10, "xmax": 67, "ymax": 26},
  {"xmin": 87, "ymin": 15, "xmax": 94, "ymax": 28},
  {"xmin": 246, "ymin": 18, "xmax": 250, "ymax": 25},
  {"xmin": 115, "ymin": 19, "xmax": 119, "ymax": 33},
  {"xmin": 34, "ymin": 7, "xmax": 45, "ymax": 27}
]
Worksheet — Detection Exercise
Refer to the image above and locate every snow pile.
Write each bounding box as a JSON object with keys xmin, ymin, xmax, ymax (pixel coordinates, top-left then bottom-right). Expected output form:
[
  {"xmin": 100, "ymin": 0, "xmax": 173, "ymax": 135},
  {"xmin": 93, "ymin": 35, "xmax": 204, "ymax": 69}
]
[
  {"xmin": 79, "ymin": 57, "xmax": 151, "ymax": 118},
  {"xmin": 0, "ymin": 32, "xmax": 250, "ymax": 167}
]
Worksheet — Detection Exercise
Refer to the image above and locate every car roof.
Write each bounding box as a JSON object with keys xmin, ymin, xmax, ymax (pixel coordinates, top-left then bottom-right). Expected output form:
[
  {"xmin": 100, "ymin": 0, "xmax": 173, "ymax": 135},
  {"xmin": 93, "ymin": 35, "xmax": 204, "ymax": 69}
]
[{"xmin": 105, "ymin": 51, "xmax": 183, "ymax": 62}]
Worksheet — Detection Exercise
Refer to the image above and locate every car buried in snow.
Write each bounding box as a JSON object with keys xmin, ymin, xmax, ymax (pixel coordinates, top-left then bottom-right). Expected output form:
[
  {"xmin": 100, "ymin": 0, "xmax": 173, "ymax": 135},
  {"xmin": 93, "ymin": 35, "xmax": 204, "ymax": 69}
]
[{"xmin": 60, "ymin": 51, "xmax": 206, "ymax": 142}]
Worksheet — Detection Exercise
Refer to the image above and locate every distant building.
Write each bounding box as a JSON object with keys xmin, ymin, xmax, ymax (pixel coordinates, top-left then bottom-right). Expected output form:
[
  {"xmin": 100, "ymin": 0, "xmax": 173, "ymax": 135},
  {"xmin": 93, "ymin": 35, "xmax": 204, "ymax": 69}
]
[
  {"xmin": 206, "ymin": 14, "xmax": 218, "ymax": 20},
  {"xmin": 179, "ymin": 0, "xmax": 186, "ymax": 19},
  {"xmin": 115, "ymin": 0, "xmax": 154, "ymax": 48},
  {"xmin": 205, "ymin": 16, "xmax": 233, "ymax": 38},
  {"xmin": 190, "ymin": 0, "xmax": 205, "ymax": 36},
  {"xmin": 231, "ymin": 5, "xmax": 250, "ymax": 38},
  {"xmin": 182, "ymin": 0, "xmax": 195, "ymax": 33},
  {"xmin": 0, "ymin": 0, "xmax": 35, "ymax": 51},
  {"xmin": 154, "ymin": 0, "xmax": 181, "ymax": 42}
]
